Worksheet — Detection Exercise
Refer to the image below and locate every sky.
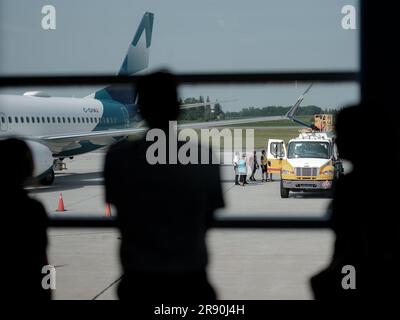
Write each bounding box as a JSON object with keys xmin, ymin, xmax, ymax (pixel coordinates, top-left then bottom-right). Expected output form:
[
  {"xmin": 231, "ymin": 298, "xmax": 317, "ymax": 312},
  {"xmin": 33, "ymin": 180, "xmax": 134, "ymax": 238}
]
[{"xmin": 0, "ymin": 0, "xmax": 360, "ymax": 111}]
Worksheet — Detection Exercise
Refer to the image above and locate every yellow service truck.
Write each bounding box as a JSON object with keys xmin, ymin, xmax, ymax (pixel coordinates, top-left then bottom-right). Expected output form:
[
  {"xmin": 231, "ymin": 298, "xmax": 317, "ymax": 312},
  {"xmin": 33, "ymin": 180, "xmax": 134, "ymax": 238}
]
[{"xmin": 267, "ymin": 132, "xmax": 343, "ymax": 198}]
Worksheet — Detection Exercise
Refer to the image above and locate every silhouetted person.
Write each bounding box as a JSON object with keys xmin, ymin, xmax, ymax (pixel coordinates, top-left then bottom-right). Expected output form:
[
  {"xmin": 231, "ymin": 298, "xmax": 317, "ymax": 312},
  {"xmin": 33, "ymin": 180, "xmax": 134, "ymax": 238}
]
[
  {"xmin": 1, "ymin": 138, "xmax": 50, "ymax": 300},
  {"xmin": 310, "ymin": 106, "xmax": 400, "ymax": 300},
  {"xmin": 104, "ymin": 71, "xmax": 224, "ymax": 301}
]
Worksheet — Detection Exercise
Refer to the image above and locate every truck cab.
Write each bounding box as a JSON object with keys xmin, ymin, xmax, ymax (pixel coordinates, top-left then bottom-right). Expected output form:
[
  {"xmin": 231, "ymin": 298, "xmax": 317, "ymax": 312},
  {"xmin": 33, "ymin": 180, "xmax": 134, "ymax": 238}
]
[{"xmin": 268, "ymin": 132, "xmax": 343, "ymax": 198}]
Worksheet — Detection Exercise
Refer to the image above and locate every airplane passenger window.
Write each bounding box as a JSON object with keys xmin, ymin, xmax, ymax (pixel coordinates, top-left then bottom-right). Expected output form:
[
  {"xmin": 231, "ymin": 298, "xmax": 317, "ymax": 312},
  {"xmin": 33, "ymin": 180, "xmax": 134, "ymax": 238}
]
[
  {"xmin": 8, "ymin": 116, "xmax": 12, "ymax": 123},
  {"xmin": 14, "ymin": 117, "xmax": 18, "ymax": 123},
  {"xmin": 26, "ymin": 117, "xmax": 30, "ymax": 123},
  {"xmin": 31, "ymin": 117, "xmax": 35, "ymax": 123},
  {"xmin": 42, "ymin": 117, "xmax": 45, "ymax": 123}
]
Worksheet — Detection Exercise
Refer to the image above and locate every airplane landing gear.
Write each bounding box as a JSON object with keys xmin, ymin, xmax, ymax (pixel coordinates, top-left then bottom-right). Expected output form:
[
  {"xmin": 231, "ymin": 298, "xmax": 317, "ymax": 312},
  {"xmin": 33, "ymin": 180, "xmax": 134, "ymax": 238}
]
[
  {"xmin": 39, "ymin": 168, "xmax": 55, "ymax": 186},
  {"xmin": 53, "ymin": 158, "xmax": 67, "ymax": 171}
]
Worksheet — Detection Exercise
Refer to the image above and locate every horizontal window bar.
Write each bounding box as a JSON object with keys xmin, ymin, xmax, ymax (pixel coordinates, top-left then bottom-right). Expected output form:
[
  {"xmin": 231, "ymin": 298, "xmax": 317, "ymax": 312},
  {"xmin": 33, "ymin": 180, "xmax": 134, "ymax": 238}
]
[
  {"xmin": 48, "ymin": 216, "xmax": 331, "ymax": 229},
  {"xmin": 0, "ymin": 71, "xmax": 359, "ymax": 87}
]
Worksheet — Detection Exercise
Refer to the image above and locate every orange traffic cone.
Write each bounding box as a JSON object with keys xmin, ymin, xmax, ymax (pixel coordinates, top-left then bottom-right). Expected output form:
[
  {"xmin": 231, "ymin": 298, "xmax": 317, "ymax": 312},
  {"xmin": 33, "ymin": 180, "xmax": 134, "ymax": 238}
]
[
  {"xmin": 56, "ymin": 193, "xmax": 66, "ymax": 212},
  {"xmin": 105, "ymin": 203, "xmax": 112, "ymax": 217}
]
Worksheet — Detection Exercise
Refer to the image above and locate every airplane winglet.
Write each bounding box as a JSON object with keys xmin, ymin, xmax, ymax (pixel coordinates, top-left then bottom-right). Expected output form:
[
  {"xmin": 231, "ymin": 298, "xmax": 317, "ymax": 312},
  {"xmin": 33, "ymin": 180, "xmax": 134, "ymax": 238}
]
[
  {"xmin": 286, "ymin": 83, "xmax": 313, "ymax": 119},
  {"xmin": 285, "ymin": 83, "xmax": 317, "ymax": 129}
]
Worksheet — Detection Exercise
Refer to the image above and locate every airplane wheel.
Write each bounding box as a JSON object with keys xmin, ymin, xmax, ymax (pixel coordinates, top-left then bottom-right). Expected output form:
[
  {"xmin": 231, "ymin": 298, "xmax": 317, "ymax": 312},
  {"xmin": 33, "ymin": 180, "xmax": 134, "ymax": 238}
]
[{"xmin": 40, "ymin": 169, "xmax": 55, "ymax": 186}]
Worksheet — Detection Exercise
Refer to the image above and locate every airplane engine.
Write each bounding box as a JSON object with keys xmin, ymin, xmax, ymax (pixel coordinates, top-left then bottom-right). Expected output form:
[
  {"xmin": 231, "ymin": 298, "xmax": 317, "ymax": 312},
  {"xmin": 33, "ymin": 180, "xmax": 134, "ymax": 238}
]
[{"xmin": 25, "ymin": 140, "xmax": 55, "ymax": 185}]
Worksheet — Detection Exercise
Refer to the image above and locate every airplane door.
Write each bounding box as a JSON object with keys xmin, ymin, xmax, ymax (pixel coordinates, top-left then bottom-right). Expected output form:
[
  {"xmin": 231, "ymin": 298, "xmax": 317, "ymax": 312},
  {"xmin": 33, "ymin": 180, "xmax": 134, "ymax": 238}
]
[
  {"xmin": 120, "ymin": 107, "xmax": 129, "ymax": 128},
  {"xmin": 0, "ymin": 113, "xmax": 8, "ymax": 132},
  {"xmin": 266, "ymin": 139, "xmax": 286, "ymax": 176}
]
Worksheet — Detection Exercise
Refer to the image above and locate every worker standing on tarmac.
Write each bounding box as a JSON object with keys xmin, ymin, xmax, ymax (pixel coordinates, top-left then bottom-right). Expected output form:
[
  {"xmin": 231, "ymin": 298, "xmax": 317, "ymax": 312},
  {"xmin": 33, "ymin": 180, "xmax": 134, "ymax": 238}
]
[
  {"xmin": 237, "ymin": 153, "xmax": 248, "ymax": 186},
  {"xmin": 260, "ymin": 150, "xmax": 268, "ymax": 182},
  {"xmin": 233, "ymin": 151, "xmax": 240, "ymax": 185},
  {"xmin": 249, "ymin": 150, "xmax": 259, "ymax": 181},
  {"xmin": 244, "ymin": 152, "xmax": 253, "ymax": 184}
]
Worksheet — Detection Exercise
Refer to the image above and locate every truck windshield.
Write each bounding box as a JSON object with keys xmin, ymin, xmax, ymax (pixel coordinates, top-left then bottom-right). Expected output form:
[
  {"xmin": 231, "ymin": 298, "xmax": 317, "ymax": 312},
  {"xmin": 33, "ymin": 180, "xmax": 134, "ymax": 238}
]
[{"xmin": 287, "ymin": 141, "xmax": 330, "ymax": 159}]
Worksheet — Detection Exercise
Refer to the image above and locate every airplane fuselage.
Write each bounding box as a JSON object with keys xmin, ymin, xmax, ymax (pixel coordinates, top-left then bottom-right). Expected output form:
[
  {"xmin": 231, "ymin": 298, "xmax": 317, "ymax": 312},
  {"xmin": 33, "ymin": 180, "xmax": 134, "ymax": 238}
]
[{"xmin": 0, "ymin": 94, "xmax": 140, "ymax": 157}]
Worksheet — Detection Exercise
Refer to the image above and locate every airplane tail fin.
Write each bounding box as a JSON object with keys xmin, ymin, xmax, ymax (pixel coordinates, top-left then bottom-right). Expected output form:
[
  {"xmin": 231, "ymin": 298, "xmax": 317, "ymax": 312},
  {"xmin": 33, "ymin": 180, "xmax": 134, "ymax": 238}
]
[
  {"xmin": 91, "ymin": 12, "xmax": 154, "ymax": 106},
  {"xmin": 118, "ymin": 12, "xmax": 154, "ymax": 76}
]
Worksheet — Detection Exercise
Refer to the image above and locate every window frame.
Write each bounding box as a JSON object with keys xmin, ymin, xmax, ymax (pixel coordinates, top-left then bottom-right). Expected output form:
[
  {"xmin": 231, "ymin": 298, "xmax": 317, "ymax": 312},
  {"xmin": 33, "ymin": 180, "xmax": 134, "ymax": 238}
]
[{"xmin": 0, "ymin": 1, "xmax": 368, "ymax": 229}]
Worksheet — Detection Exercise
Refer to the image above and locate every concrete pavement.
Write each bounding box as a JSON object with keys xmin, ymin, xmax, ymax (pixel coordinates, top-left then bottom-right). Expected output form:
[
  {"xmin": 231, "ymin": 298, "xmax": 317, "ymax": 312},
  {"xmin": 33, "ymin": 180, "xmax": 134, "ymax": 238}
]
[{"xmin": 28, "ymin": 151, "xmax": 335, "ymax": 299}]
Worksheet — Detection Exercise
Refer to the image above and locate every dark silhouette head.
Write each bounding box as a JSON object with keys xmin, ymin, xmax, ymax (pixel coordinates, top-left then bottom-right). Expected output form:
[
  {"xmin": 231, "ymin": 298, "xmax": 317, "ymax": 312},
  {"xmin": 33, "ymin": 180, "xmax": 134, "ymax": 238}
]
[
  {"xmin": 335, "ymin": 106, "xmax": 366, "ymax": 165},
  {"xmin": 0, "ymin": 138, "xmax": 33, "ymax": 190},
  {"xmin": 136, "ymin": 71, "xmax": 180, "ymax": 131}
]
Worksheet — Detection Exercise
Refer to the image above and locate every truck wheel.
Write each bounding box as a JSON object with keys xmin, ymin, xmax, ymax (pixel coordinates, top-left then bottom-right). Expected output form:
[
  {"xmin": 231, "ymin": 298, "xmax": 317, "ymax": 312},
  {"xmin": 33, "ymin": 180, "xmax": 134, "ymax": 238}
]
[{"xmin": 280, "ymin": 180, "xmax": 289, "ymax": 198}]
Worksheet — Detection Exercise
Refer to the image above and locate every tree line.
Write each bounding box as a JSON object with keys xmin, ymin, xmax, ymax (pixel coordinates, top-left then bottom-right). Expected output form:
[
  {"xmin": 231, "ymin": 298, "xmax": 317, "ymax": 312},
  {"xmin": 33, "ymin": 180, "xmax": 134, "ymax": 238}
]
[{"xmin": 178, "ymin": 96, "xmax": 336, "ymax": 122}]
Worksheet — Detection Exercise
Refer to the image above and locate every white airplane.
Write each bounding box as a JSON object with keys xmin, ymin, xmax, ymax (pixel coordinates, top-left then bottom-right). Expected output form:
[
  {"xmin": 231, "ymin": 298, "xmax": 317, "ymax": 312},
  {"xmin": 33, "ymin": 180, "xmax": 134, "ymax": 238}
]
[{"xmin": 0, "ymin": 12, "xmax": 311, "ymax": 185}]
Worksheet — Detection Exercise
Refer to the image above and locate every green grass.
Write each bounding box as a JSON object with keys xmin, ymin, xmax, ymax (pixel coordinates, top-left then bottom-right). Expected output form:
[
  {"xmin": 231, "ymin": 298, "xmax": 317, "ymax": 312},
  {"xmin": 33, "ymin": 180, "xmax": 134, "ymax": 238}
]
[
  {"xmin": 252, "ymin": 128, "xmax": 301, "ymax": 147},
  {"xmin": 129, "ymin": 120, "xmax": 307, "ymax": 149},
  {"xmin": 225, "ymin": 115, "xmax": 314, "ymax": 127},
  {"xmin": 178, "ymin": 115, "xmax": 314, "ymax": 127},
  {"xmin": 190, "ymin": 127, "xmax": 301, "ymax": 150}
]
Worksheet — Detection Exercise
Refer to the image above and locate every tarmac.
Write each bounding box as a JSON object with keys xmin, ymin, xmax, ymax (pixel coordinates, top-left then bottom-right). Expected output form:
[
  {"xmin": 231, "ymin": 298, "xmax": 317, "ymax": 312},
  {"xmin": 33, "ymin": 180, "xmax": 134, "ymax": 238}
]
[{"xmin": 29, "ymin": 151, "xmax": 351, "ymax": 299}]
